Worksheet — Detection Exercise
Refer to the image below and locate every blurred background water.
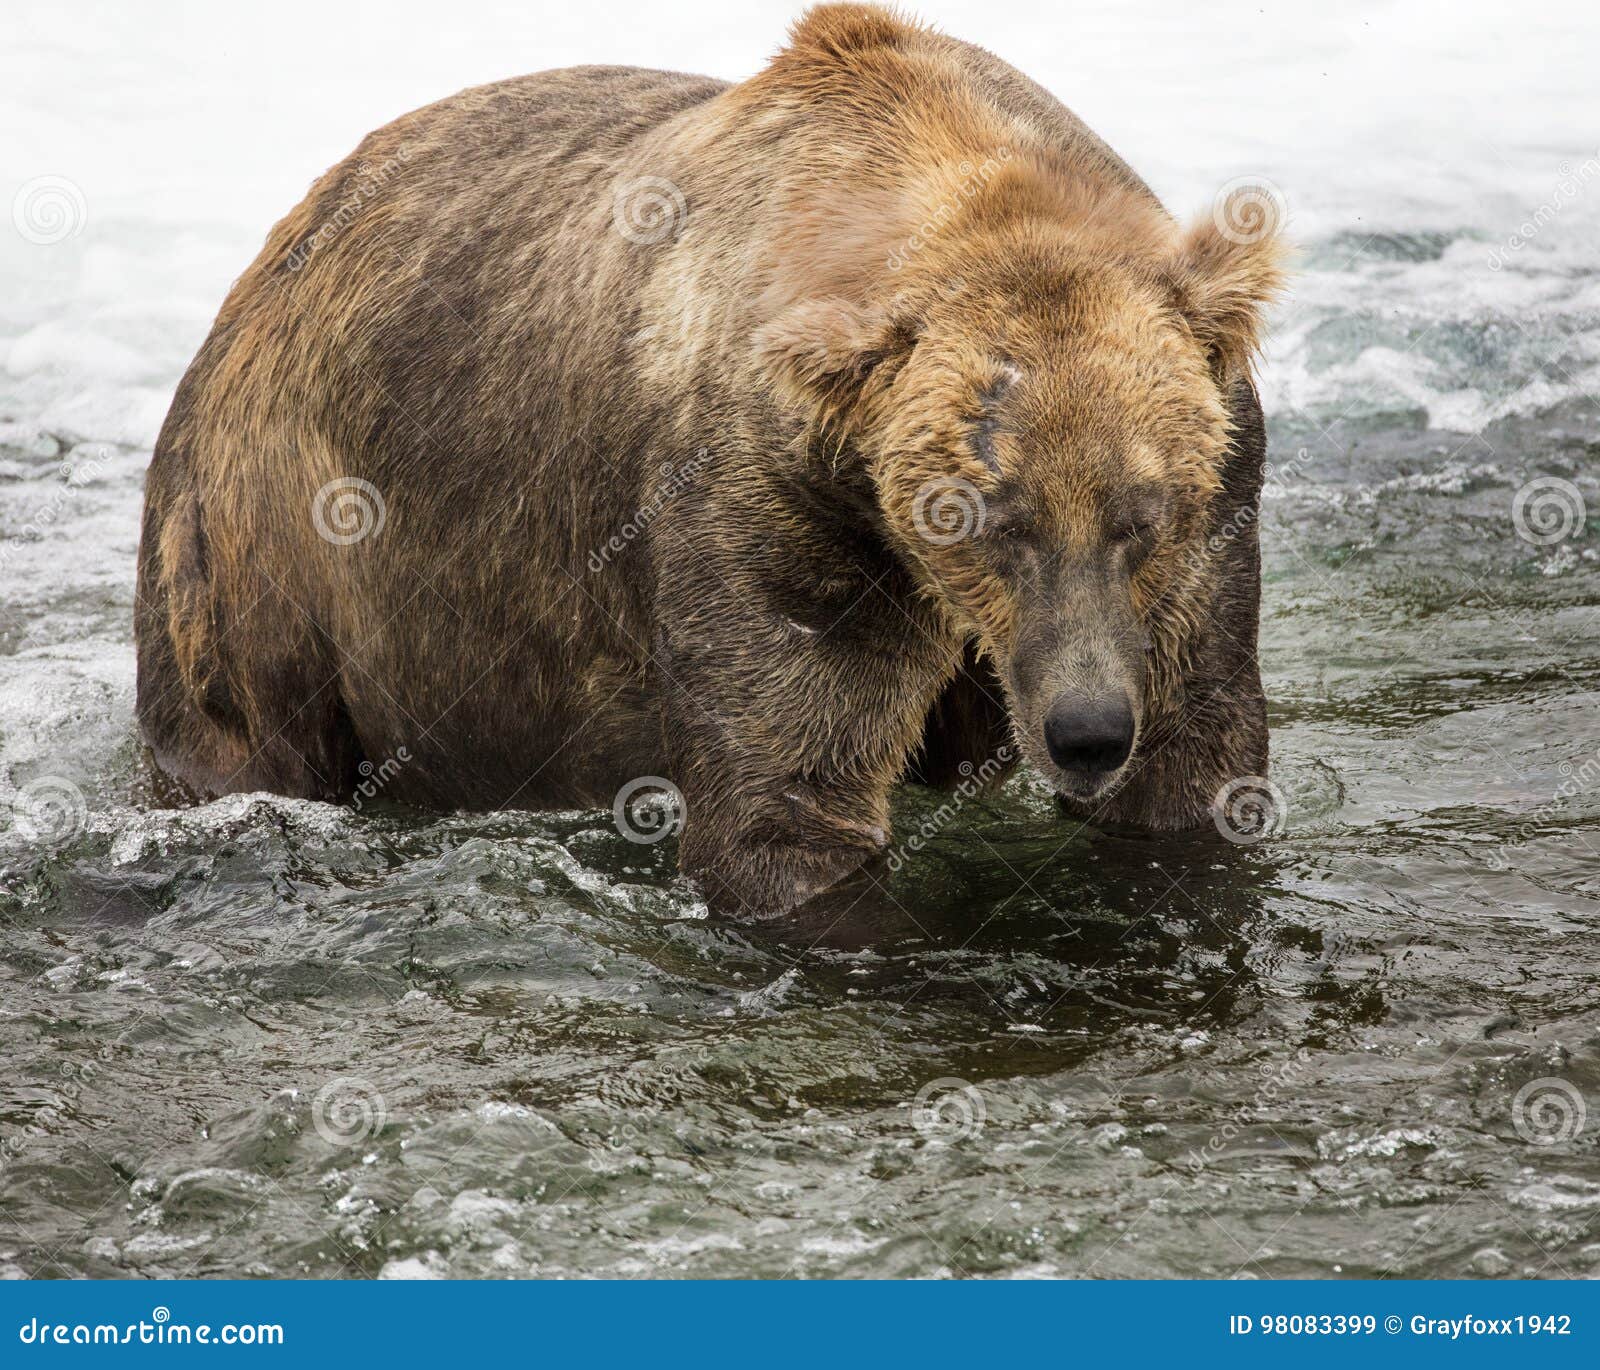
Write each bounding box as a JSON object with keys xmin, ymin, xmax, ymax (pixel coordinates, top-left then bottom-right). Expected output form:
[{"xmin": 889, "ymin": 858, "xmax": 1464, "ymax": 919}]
[{"xmin": 2, "ymin": 0, "xmax": 1598, "ymax": 1278}]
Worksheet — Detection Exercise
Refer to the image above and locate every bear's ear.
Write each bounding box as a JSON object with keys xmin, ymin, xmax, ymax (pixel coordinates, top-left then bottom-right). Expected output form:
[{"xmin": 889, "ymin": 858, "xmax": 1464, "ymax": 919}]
[
  {"xmin": 754, "ymin": 296, "xmax": 917, "ymax": 433},
  {"xmin": 1167, "ymin": 189, "xmax": 1289, "ymax": 379}
]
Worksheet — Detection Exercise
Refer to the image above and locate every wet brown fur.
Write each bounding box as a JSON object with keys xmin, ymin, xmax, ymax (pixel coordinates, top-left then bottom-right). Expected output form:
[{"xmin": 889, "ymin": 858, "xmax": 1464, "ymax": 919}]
[{"xmin": 135, "ymin": 4, "xmax": 1287, "ymax": 913}]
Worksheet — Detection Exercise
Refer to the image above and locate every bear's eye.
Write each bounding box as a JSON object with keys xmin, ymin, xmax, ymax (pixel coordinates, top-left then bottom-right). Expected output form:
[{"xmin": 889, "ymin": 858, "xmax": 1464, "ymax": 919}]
[
  {"xmin": 1112, "ymin": 521, "xmax": 1153, "ymax": 544},
  {"xmin": 984, "ymin": 516, "xmax": 1029, "ymax": 543}
]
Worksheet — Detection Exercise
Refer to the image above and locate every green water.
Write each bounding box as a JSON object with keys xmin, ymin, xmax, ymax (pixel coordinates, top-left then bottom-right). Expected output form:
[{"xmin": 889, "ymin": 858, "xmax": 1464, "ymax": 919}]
[{"xmin": 3, "ymin": 383, "xmax": 1598, "ymax": 1276}]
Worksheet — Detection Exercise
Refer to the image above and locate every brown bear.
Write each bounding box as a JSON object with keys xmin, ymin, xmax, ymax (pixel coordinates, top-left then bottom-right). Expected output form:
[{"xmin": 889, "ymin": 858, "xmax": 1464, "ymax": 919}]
[{"xmin": 135, "ymin": 3, "xmax": 1286, "ymax": 914}]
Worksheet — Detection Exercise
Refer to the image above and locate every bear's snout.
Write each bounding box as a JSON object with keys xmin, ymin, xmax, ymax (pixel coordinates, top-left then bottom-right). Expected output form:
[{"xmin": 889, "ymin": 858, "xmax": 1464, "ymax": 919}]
[{"xmin": 1042, "ymin": 691, "xmax": 1136, "ymax": 783}]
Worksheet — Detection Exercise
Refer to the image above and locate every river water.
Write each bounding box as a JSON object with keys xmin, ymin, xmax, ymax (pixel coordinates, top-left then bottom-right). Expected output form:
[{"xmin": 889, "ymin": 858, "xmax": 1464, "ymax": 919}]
[{"xmin": 2, "ymin": 0, "xmax": 1598, "ymax": 1278}]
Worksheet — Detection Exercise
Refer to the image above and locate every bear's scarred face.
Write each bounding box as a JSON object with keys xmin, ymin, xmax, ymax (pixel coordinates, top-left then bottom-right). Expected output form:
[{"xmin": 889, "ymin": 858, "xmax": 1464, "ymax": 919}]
[
  {"xmin": 755, "ymin": 193, "xmax": 1285, "ymax": 803},
  {"xmin": 863, "ymin": 279, "xmax": 1231, "ymax": 802}
]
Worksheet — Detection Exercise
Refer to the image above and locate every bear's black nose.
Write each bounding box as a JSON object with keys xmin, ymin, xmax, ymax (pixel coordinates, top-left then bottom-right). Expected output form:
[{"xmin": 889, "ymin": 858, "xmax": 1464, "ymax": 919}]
[{"xmin": 1043, "ymin": 692, "xmax": 1135, "ymax": 775}]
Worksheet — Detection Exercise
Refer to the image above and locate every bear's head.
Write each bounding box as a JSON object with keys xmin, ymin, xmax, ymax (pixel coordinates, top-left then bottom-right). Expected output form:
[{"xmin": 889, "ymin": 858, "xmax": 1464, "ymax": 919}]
[{"xmin": 757, "ymin": 179, "xmax": 1286, "ymax": 804}]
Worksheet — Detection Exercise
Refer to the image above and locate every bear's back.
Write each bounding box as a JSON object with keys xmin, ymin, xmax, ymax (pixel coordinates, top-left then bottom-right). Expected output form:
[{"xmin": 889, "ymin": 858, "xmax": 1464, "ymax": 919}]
[{"xmin": 919, "ymin": 31, "xmax": 1157, "ymax": 203}]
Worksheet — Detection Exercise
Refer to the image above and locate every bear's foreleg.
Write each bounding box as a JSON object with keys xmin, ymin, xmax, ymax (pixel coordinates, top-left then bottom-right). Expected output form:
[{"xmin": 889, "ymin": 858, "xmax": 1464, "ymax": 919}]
[{"xmin": 649, "ymin": 519, "xmax": 958, "ymax": 915}]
